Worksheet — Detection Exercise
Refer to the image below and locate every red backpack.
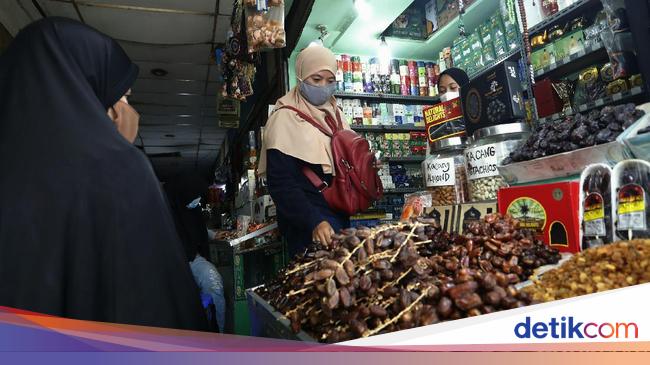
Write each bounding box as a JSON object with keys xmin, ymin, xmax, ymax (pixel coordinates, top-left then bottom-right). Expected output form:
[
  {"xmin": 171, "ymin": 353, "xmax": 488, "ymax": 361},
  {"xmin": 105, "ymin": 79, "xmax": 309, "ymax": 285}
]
[{"xmin": 278, "ymin": 105, "xmax": 383, "ymax": 216}]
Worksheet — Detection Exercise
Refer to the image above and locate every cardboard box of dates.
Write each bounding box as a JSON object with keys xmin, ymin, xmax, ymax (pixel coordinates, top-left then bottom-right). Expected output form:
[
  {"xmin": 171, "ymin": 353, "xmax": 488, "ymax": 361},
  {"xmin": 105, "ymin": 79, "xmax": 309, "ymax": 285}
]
[
  {"xmin": 498, "ymin": 181, "xmax": 581, "ymax": 253},
  {"xmin": 425, "ymin": 201, "xmax": 498, "ymax": 233},
  {"xmin": 461, "ymin": 60, "xmax": 525, "ymax": 137}
]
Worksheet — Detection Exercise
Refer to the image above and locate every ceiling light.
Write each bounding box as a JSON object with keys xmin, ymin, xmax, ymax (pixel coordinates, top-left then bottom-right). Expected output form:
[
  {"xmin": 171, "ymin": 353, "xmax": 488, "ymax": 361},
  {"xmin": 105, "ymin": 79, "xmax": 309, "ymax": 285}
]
[
  {"xmin": 151, "ymin": 68, "xmax": 168, "ymax": 77},
  {"xmin": 378, "ymin": 36, "xmax": 391, "ymax": 70},
  {"xmin": 354, "ymin": 0, "xmax": 372, "ymax": 20},
  {"xmin": 309, "ymin": 24, "xmax": 328, "ymax": 47}
]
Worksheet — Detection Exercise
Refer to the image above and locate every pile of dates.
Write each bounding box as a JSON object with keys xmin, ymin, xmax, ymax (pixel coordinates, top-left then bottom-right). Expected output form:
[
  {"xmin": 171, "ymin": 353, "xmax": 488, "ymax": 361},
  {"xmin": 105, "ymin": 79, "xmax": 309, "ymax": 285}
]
[
  {"xmin": 256, "ymin": 214, "xmax": 560, "ymax": 343},
  {"xmin": 422, "ymin": 214, "xmax": 562, "ymax": 281},
  {"xmin": 505, "ymin": 103, "xmax": 645, "ymax": 163}
]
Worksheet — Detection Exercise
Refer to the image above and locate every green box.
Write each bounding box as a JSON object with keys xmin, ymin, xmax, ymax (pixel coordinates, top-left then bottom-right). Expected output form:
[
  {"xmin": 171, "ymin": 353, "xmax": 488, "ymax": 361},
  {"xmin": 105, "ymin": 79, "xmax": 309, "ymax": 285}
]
[
  {"xmin": 541, "ymin": 43, "xmax": 556, "ymax": 69},
  {"xmin": 554, "ymin": 30, "xmax": 585, "ymax": 60},
  {"xmin": 530, "ymin": 48, "xmax": 545, "ymax": 71},
  {"xmin": 469, "ymin": 32, "xmax": 482, "ymax": 52},
  {"xmin": 482, "ymin": 42, "xmax": 497, "ymax": 63},
  {"xmin": 479, "ymin": 23, "xmax": 493, "ymax": 45}
]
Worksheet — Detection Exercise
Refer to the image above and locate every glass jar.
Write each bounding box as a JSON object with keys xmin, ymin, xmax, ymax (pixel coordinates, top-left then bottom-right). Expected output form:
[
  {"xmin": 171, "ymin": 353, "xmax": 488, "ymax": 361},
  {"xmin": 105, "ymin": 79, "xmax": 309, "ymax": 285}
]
[
  {"xmin": 465, "ymin": 123, "xmax": 530, "ymax": 202},
  {"xmin": 422, "ymin": 137, "xmax": 469, "ymax": 206}
]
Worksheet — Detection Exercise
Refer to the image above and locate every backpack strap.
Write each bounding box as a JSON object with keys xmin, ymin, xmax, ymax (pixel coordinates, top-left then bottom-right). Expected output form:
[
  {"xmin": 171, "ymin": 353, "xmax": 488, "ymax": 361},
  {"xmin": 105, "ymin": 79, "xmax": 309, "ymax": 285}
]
[
  {"xmin": 301, "ymin": 165, "xmax": 329, "ymax": 192},
  {"xmin": 275, "ymin": 105, "xmax": 334, "ymax": 192}
]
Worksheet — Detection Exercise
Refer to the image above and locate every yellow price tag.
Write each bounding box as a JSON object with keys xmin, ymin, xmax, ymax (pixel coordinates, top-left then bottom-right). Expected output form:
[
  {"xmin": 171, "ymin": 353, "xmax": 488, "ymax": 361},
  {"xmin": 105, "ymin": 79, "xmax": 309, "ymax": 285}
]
[
  {"xmin": 619, "ymin": 200, "xmax": 645, "ymax": 215},
  {"xmin": 584, "ymin": 207, "xmax": 605, "ymax": 222}
]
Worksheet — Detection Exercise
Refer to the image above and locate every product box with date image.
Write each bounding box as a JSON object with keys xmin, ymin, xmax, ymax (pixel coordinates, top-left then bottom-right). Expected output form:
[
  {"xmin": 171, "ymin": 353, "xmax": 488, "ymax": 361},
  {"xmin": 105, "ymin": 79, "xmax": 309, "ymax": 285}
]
[
  {"xmin": 498, "ymin": 181, "xmax": 581, "ymax": 253},
  {"xmin": 461, "ymin": 60, "xmax": 525, "ymax": 137}
]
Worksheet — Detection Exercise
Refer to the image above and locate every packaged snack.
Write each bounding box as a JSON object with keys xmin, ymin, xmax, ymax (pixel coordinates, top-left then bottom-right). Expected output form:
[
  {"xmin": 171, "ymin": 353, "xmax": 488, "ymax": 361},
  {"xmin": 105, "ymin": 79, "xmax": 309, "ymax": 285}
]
[
  {"xmin": 245, "ymin": 5, "xmax": 286, "ymax": 53},
  {"xmin": 613, "ymin": 159, "xmax": 650, "ymax": 240},
  {"xmin": 580, "ymin": 164, "xmax": 615, "ymax": 250}
]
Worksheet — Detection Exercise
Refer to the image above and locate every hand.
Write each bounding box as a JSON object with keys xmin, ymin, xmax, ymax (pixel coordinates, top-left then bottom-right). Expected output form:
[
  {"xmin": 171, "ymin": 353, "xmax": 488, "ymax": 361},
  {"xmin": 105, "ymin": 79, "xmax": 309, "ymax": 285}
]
[{"xmin": 312, "ymin": 221, "xmax": 335, "ymax": 246}]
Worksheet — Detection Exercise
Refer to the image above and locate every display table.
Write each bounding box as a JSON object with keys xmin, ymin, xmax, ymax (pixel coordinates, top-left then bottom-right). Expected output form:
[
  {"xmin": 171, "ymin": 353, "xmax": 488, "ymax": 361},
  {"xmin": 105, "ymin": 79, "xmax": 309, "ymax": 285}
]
[{"xmin": 207, "ymin": 223, "xmax": 287, "ymax": 335}]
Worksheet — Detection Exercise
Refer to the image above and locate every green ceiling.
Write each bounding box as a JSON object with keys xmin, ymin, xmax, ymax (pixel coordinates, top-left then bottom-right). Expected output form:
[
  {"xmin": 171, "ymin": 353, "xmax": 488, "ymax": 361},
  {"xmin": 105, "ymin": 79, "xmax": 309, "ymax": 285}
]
[{"xmin": 288, "ymin": 0, "xmax": 501, "ymax": 88}]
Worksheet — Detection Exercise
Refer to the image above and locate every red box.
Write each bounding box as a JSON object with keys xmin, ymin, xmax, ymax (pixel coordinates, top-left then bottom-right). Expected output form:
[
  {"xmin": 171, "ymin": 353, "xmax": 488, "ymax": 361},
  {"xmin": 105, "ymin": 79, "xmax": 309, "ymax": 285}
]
[
  {"xmin": 533, "ymin": 78, "xmax": 564, "ymax": 118},
  {"xmin": 498, "ymin": 181, "xmax": 581, "ymax": 253}
]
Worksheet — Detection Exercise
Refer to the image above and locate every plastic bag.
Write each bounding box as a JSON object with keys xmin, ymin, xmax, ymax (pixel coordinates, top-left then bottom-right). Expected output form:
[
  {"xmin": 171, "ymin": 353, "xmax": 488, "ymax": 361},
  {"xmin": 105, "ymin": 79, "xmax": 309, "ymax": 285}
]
[
  {"xmin": 583, "ymin": 11, "xmax": 608, "ymax": 49},
  {"xmin": 613, "ymin": 159, "xmax": 650, "ymax": 241},
  {"xmin": 600, "ymin": 0, "xmax": 638, "ymax": 79},
  {"xmin": 580, "ymin": 164, "xmax": 614, "ymax": 250},
  {"xmin": 245, "ymin": 5, "xmax": 286, "ymax": 53},
  {"xmin": 602, "ymin": 0, "xmax": 629, "ymax": 32},
  {"xmin": 190, "ymin": 255, "xmax": 226, "ymax": 333},
  {"xmin": 601, "ymin": 30, "xmax": 638, "ymax": 80}
]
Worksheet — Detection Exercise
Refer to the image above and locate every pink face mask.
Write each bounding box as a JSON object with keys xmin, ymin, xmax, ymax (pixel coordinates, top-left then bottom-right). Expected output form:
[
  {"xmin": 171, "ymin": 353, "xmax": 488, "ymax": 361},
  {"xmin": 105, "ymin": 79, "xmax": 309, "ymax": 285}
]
[{"xmin": 108, "ymin": 96, "xmax": 140, "ymax": 143}]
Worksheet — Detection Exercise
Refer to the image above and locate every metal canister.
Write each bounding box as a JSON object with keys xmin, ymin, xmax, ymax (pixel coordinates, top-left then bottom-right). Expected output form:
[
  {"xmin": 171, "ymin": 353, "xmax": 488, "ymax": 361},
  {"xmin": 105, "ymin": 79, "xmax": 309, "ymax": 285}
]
[
  {"xmin": 408, "ymin": 60, "xmax": 419, "ymax": 95},
  {"xmin": 342, "ymin": 54, "xmax": 353, "ymax": 93},
  {"xmin": 335, "ymin": 55, "xmax": 344, "ymax": 91},
  {"xmin": 363, "ymin": 59, "xmax": 374, "ymax": 93},
  {"xmin": 352, "ymin": 56, "xmax": 363, "ymax": 93},
  {"xmin": 418, "ymin": 61, "xmax": 428, "ymax": 96},
  {"xmin": 426, "ymin": 62, "xmax": 438, "ymax": 96},
  {"xmin": 390, "ymin": 59, "xmax": 401, "ymax": 94},
  {"xmin": 399, "ymin": 60, "xmax": 410, "ymax": 95}
]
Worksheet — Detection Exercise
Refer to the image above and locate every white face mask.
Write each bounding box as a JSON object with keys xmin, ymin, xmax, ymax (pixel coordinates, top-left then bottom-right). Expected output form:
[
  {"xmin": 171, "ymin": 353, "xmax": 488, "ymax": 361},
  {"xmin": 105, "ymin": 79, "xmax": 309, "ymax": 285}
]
[{"xmin": 440, "ymin": 90, "xmax": 460, "ymax": 102}]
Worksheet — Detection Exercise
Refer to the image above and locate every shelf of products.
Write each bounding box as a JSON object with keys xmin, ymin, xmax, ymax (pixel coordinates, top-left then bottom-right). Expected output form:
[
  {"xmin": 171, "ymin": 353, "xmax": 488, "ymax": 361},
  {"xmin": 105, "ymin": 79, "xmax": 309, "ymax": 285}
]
[
  {"xmin": 335, "ymin": 92, "xmax": 439, "ymax": 104},
  {"xmin": 537, "ymin": 87, "xmax": 645, "ymax": 124},
  {"xmin": 351, "ymin": 124, "xmax": 425, "ymax": 132},
  {"xmin": 529, "ymin": 0, "xmax": 601, "ymax": 35},
  {"xmin": 384, "ymin": 156, "xmax": 426, "ymax": 163},
  {"xmin": 468, "ymin": 47, "xmax": 522, "ymax": 81},
  {"xmin": 383, "ymin": 187, "xmax": 420, "ymax": 194},
  {"xmin": 534, "ymin": 41, "xmax": 605, "ymax": 78}
]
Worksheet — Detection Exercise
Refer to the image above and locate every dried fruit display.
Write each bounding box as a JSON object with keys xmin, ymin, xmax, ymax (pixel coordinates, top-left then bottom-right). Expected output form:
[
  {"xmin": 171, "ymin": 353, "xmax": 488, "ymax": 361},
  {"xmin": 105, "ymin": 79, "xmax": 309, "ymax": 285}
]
[
  {"xmin": 256, "ymin": 214, "xmax": 560, "ymax": 342},
  {"xmin": 505, "ymin": 104, "xmax": 645, "ymax": 164},
  {"xmin": 524, "ymin": 240, "xmax": 650, "ymax": 302}
]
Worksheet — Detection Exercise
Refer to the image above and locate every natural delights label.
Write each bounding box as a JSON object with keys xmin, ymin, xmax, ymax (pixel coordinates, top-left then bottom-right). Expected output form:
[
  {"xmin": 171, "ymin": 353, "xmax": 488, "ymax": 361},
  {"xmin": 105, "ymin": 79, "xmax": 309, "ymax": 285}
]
[
  {"xmin": 583, "ymin": 192, "xmax": 606, "ymax": 237},
  {"xmin": 465, "ymin": 143, "xmax": 502, "ymax": 180},
  {"xmin": 617, "ymin": 184, "xmax": 646, "ymax": 230},
  {"xmin": 424, "ymin": 158, "xmax": 456, "ymax": 187}
]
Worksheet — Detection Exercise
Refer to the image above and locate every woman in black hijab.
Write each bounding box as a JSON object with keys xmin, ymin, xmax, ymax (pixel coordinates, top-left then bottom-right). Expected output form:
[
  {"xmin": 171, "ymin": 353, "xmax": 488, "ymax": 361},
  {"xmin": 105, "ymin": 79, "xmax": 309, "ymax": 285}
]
[
  {"xmin": 0, "ymin": 18, "xmax": 207, "ymax": 330},
  {"xmin": 164, "ymin": 174, "xmax": 226, "ymax": 332},
  {"xmin": 437, "ymin": 67, "xmax": 470, "ymax": 102}
]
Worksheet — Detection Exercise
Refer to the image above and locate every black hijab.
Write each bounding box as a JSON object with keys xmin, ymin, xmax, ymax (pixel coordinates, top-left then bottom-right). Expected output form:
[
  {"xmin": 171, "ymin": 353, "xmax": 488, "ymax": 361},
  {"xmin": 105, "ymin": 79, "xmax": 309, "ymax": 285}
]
[
  {"xmin": 164, "ymin": 174, "xmax": 210, "ymax": 262},
  {"xmin": 438, "ymin": 67, "xmax": 470, "ymax": 88},
  {"xmin": 0, "ymin": 18, "xmax": 207, "ymax": 331}
]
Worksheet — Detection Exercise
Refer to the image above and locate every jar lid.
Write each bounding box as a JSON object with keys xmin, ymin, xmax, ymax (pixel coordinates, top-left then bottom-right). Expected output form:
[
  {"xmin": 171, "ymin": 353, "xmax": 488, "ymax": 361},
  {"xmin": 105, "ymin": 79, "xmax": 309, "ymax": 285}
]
[
  {"xmin": 472, "ymin": 122, "xmax": 530, "ymax": 140},
  {"xmin": 431, "ymin": 136, "xmax": 466, "ymax": 151}
]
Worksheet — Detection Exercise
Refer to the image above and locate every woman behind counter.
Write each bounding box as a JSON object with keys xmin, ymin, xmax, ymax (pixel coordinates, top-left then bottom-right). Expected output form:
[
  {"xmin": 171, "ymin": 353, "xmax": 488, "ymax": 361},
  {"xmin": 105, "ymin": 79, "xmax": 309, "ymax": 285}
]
[
  {"xmin": 258, "ymin": 46, "xmax": 352, "ymax": 257},
  {"xmin": 437, "ymin": 67, "xmax": 470, "ymax": 101}
]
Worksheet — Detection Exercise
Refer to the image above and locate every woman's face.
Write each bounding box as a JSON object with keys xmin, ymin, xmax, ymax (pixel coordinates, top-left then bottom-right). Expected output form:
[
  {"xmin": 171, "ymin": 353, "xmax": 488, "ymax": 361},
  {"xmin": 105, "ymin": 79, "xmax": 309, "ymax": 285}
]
[
  {"xmin": 438, "ymin": 74, "xmax": 460, "ymax": 94},
  {"xmin": 304, "ymin": 70, "xmax": 336, "ymax": 87},
  {"xmin": 107, "ymin": 89, "xmax": 140, "ymax": 143}
]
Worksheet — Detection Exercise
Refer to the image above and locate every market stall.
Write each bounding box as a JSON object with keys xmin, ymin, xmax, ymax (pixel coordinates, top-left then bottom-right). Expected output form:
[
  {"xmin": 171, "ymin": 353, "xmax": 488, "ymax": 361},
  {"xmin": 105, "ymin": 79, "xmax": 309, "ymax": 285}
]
[{"xmin": 215, "ymin": 0, "xmax": 650, "ymax": 342}]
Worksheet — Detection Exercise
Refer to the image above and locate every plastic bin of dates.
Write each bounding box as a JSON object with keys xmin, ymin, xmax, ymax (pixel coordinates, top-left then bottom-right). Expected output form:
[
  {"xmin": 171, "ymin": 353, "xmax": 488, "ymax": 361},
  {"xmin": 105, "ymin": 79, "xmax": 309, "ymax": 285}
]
[
  {"xmin": 499, "ymin": 104, "xmax": 646, "ymax": 184},
  {"xmin": 618, "ymin": 102, "xmax": 650, "ymax": 161},
  {"xmin": 254, "ymin": 214, "xmax": 560, "ymax": 343}
]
